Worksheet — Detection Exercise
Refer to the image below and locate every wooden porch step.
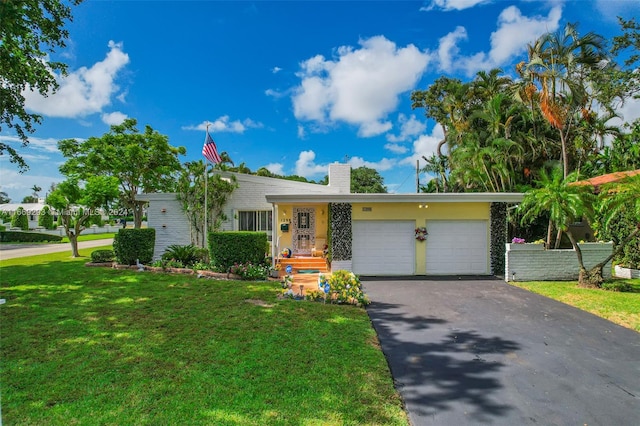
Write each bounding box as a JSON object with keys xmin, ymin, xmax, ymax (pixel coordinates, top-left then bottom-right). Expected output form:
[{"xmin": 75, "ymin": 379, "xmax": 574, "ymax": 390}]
[{"xmin": 277, "ymin": 257, "xmax": 328, "ymax": 273}]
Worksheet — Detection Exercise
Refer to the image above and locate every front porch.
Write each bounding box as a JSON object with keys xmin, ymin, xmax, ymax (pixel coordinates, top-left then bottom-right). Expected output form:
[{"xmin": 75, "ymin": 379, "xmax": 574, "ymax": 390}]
[{"xmin": 275, "ymin": 255, "xmax": 330, "ymax": 296}]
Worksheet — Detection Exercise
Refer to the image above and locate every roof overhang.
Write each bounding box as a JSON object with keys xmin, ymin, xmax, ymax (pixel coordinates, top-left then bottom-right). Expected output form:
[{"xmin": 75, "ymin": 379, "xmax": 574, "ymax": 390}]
[{"xmin": 265, "ymin": 192, "xmax": 524, "ymax": 204}]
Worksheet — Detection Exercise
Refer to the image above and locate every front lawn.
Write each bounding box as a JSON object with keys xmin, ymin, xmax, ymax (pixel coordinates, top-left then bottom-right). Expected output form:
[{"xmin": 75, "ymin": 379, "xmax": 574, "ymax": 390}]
[
  {"xmin": 61, "ymin": 232, "xmax": 116, "ymax": 243},
  {"xmin": 509, "ymin": 279, "xmax": 640, "ymax": 332},
  {"xmin": 0, "ymin": 250, "xmax": 407, "ymax": 425}
]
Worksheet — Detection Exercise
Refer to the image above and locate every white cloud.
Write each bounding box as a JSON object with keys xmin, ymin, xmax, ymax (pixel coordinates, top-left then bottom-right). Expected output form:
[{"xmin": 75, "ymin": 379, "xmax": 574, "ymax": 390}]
[
  {"xmin": 422, "ymin": 0, "xmax": 490, "ymax": 12},
  {"xmin": 292, "ymin": 36, "xmax": 430, "ymax": 137},
  {"xmin": 436, "ymin": 5, "xmax": 562, "ymax": 76},
  {"xmin": 23, "ymin": 41, "xmax": 130, "ymax": 117},
  {"xmin": 272, "ymin": 66, "xmax": 282, "ymax": 73},
  {"xmin": 609, "ymin": 96, "xmax": 640, "ymax": 136},
  {"xmin": 0, "ymin": 135, "xmax": 60, "ymax": 153},
  {"xmin": 0, "ymin": 167, "xmax": 63, "ymax": 203},
  {"xmin": 264, "ymin": 162, "xmax": 285, "ymax": 175},
  {"xmin": 387, "ymin": 114, "xmax": 427, "ymax": 142},
  {"xmin": 399, "ymin": 123, "xmax": 445, "ymax": 167},
  {"xmin": 295, "ymin": 150, "xmax": 328, "ymax": 177},
  {"xmin": 385, "ymin": 143, "xmax": 408, "ymax": 154},
  {"xmin": 265, "ymin": 88, "xmax": 286, "ymax": 98},
  {"xmin": 101, "ymin": 111, "xmax": 128, "ymax": 126},
  {"xmin": 182, "ymin": 116, "xmax": 263, "ymax": 133},
  {"xmin": 348, "ymin": 156, "xmax": 397, "ymax": 172}
]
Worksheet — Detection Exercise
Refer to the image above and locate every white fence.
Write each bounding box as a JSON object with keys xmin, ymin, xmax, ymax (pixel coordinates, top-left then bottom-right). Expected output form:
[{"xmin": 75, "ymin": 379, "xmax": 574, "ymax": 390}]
[
  {"xmin": 1, "ymin": 224, "xmax": 147, "ymax": 236},
  {"xmin": 505, "ymin": 242, "xmax": 613, "ymax": 282}
]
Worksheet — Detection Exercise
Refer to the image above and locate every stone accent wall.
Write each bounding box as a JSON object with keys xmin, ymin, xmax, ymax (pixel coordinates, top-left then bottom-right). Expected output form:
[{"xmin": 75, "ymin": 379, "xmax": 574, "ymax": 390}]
[
  {"xmin": 505, "ymin": 242, "xmax": 613, "ymax": 282},
  {"xmin": 330, "ymin": 203, "xmax": 352, "ymax": 261},
  {"xmin": 490, "ymin": 202, "xmax": 507, "ymax": 276}
]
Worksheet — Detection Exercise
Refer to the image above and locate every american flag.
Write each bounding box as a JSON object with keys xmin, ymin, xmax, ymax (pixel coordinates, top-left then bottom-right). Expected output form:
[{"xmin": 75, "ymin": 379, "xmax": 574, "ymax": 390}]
[{"xmin": 202, "ymin": 131, "xmax": 222, "ymax": 164}]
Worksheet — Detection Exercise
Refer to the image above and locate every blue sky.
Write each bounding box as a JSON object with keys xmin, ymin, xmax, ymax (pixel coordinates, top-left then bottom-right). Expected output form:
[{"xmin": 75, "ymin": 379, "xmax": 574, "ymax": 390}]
[{"xmin": 2, "ymin": 0, "xmax": 639, "ymax": 202}]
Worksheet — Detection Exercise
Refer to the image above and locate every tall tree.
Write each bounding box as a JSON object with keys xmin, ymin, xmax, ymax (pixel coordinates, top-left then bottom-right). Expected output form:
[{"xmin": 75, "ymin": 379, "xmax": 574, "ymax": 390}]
[
  {"xmin": 46, "ymin": 176, "xmax": 119, "ymax": 257},
  {"xmin": 0, "ymin": 0, "xmax": 83, "ymax": 170},
  {"xmin": 520, "ymin": 22, "xmax": 607, "ymax": 178},
  {"xmin": 31, "ymin": 185, "xmax": 42, "ymax": 198},
  {"xmin": 351, "ymin": 166, "xmax": 387, "ymax": 193},
  {"xmin": 518, "ymin": 166, "xmax": 600, "ymax": 287},
  {"xmin": 58, "ymin": 118, "xmax": 186, "ymax": 228},
  {"xmin": 175, "ymin": 161, "xmax": 237, "ymax": 247}
]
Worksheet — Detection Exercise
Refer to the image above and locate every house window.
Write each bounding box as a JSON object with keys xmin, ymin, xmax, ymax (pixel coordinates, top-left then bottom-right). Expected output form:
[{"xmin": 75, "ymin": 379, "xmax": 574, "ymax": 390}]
[{"xmin": 238, "ymin": 210, "xmax": 273, "ymax": 239}]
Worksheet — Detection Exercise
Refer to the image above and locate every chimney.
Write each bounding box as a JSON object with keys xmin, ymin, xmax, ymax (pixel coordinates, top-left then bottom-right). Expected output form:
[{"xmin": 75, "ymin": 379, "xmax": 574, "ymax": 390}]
[{"xmin": 328, "ymin": 163, "xmax": 351, "ymax": 194}]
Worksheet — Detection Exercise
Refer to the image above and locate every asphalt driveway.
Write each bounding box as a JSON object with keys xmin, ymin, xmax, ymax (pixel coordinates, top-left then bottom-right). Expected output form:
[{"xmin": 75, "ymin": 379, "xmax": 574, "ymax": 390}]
[{"xmin": 363, "ymin": 277, "xmax": 640, "ymax": 426}]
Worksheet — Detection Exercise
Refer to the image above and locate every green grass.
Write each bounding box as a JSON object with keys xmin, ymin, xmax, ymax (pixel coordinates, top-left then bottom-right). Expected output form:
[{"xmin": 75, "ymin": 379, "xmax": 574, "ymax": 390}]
[
  {"xmin": 509, "ymin": 279, "xmax": 640, "ymax": 332},
  {"xmin": 60, "ymin": 232, "xmax": 116, "ymax": 243},
  {"xmin": 0, "ymin": 250, "xmax": 408, "ymax": 425}
]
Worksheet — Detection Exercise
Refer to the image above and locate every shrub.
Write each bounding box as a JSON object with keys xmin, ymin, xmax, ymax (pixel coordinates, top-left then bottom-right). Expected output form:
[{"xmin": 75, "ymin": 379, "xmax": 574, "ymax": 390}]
[
  {"xmin": 91, "ymin": 249, "xmax": 115, "ymax": 263},
  {"xmin": 162, "ymin": 244, "xmax": 199, "ymax": 266},
  {"xmin": 113, "ymin": 228, "xmax": 155, "ymax": 265},
  {"xmin": 601, "ymin": 281, "xmax": 632, "ymax": 292},
  {"xmin": 209, "ymin": 232, "xmax": 267, "ymax": 271},
  {"xmin": 0, "ymin": 231, "xmax": 62, "ymax": 243},
  {"xmin": 229, "ymin": 262, "xmax": 269, "ymax": 280},
  {"xmin": 0, "ymin": 224, "xmax": 5, "ymax": 231},
  {"xmin": 11, "ymin": 207, "xmax": 29, "ymax": 230},
  {"xmin": 38, "ymin": 206, "xmax": 55, "ymax": 229}
]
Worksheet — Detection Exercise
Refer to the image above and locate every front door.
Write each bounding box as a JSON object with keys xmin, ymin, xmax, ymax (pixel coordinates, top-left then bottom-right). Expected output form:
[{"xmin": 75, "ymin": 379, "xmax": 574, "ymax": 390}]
[{"xmin": 292, "ymin": 207, "xmax": 315, "ymax": 256}]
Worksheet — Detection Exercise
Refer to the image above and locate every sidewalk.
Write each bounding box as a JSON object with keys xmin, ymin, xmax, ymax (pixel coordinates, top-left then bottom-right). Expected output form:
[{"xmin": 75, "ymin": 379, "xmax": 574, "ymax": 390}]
[{"xmin": 0, "ymin": 239, "xmax": 114, "ymax": 261}]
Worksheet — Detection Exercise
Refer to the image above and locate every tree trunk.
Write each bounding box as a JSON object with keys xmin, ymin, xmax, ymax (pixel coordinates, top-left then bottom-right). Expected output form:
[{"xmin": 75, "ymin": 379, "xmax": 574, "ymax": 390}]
[
  {"xmin": 554, "ymin": 228, "xmax": 563, "ymax": 249},
  {"xmin": 578, "ymin": 267, "xmax": 603, "ymax": 288},
  {"xmin": 546, "ymin": 218, "xmax": 554, "ymax": 249},
  {"xmin": 133, "ymin": 202, "xmax": 144, "ymax": 228},
  {"xmin": 69, "ymin": 233, "xmax": 80, "ymax": 258},
  {"xmin": 566, "ymin": 231, "xmax": 600, "ymax": 287}
]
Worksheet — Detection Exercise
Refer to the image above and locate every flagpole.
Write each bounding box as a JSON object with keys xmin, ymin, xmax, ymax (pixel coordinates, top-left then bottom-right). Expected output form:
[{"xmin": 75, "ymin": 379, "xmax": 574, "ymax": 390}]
[{"xmin": 204, "ymin": 123, "xmax": 210, "ymax": 249}]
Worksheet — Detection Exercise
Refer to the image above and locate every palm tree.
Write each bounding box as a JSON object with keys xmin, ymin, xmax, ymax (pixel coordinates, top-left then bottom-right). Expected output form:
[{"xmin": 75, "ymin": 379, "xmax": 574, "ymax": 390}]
[
  {"xmin": 518, "ymin": 166, "xmax": 598, "ymax": 287},
  {"xmin": 31, "ymin": 185, "xmax": 42, "ymax": 198},
  {"xmin": 522, "ymin": 23, "xmax": 607, "ymax": 178},
  {"xmin": 471, "ymin": 68, "xmax": 512, "ymax": 102}
]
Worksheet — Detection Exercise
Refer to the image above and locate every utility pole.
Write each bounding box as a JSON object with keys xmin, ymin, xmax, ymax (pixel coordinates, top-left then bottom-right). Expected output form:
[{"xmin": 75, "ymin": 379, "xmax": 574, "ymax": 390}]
[{"xmin": 416, "ymin": 160, "xmax": 420, "ymax": 193}]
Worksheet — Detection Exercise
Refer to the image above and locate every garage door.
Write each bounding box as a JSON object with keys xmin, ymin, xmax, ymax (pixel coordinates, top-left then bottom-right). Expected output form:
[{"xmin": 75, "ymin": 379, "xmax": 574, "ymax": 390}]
[
  {"xmin": 425, "ymin": 220, "xmax": 488, "ymax": 275},
  {"xmin": 352, "ymin": 221, "xmax": 415, "ymax": 275}
]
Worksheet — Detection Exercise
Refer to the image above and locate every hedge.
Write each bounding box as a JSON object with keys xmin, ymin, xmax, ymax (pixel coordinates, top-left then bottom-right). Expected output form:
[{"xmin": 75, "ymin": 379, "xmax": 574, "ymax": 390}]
[
  {"xmin": 91, "ymin": 249, "xmax": 116, "ymax": 263},
  {"xmin": 0, "ymin": 231, "xmax": 63, "ymax": 243},
  {"xmin": 209, "ymin": 231, "xmax": 268, "ymax": 272},
  {"xmin": 113, "ymin": 228, "xmax": 156, "ymax": 265}
]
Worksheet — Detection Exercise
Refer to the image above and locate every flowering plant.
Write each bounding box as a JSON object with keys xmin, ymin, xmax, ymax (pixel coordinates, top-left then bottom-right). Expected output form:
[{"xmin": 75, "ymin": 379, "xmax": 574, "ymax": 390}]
[
  {"xmin": 415, "ymin": 227, "xmax": 428, "ymax": 241},
  {"xmin": 511, "ymin": 237, "xmax": 526, "ymax": 244},
  {"xmin": 229, "ymin": 262, "xmax": 269, "ymax": 280}
]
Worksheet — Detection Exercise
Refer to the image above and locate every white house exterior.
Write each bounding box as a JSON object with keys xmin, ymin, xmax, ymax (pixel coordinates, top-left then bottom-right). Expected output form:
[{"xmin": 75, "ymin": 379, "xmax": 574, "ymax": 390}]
[
  {"xmin": 137, "ymin": 163, "xmax": 351, "ymax": 260},
  {"xmin": 138, "ymin": 163, "xmax": 527, "ymax": 277}
]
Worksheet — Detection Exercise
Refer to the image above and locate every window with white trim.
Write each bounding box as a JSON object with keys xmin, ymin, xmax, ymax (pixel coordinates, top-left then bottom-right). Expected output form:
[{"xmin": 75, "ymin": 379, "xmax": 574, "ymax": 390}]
[{"xmin": 238, "ymin": 210, "xmax": 273, "ymax": 239}]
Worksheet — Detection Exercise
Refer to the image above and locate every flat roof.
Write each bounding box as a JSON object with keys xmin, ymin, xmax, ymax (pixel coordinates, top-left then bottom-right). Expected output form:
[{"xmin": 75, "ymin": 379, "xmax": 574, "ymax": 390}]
[{"xmin": 266, "ymin": 192, "xmax": 524, "ymax": 204}]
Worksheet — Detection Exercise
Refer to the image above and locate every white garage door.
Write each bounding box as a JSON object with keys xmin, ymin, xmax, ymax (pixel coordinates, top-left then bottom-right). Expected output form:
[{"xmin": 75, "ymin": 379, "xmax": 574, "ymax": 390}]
[
  {"xmin": 425, "ymin": 220, "xmax": 488, "ymax": 275},
  {"xmin": 352, "ymin": 221, "xmax": 415, "ymax": 275}
]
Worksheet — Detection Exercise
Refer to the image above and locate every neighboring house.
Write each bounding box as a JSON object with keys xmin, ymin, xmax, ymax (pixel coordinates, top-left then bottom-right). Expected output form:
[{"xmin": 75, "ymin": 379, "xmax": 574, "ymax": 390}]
[
  {"xmin": 140, "ymin": 163, "xmax": 523, "ymax": 276},
  {"xmin": 567, "ymin": 169, "xmax": 640, "ymax": 242},
  {"xmin": 0, "ymin": 201, "xmax": 52, "ymax": 229}
]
